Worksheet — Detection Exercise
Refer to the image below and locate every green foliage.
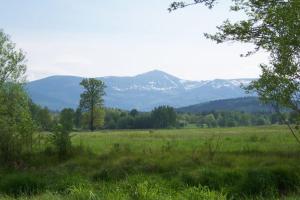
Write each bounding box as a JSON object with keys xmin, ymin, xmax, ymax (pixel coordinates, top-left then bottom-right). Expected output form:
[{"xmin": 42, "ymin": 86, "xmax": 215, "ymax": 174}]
[
  {"xmin": 92, "ymin": 167, "xmax": 128, "ymax": 182},
  {"xmin": 235, "ymin": 168, "xmax": 300, "ymax": 198},
  {"xmin": 151, "ymin": 106, "xmax": 177, "ymax": 128},
  {"xmin": 180, "ymin": 186, "xmax": 227, "ymax": 200},
  {"xmin": 51, "ymin": 124, "xmax": 72, "ymax": 159},
  {"xmin": 67, "ymin": 184, "xmax": 97, "ymax": 200},
  {"xmin": 103, "ymin": 107, "xmax": 178, "ymax": 130},
  {"xmin": 237, "ymin": 169, "xmax": 278, "ymax": 197},
  {"xmin": 81, "ymin": 108, "xmax": 105, "ymax": 130},
  {"xmin": 104, "ymin": 108, "xmax": 283, "ymax": 130},
  {"xmin": 60, "ymin": 108, "xmax": 75, "ymax": 132},
  {"xmin": 0, "ymin": 30, "xmax": 26, "ymax": 85},
  {"xmin": 0, "ymin": 173, "xmax": 46, "ymax": 196},
  {"xmin": 29, "ymin": 101, "xmax": 53, "ymax": 131},
  {"xmin": 0, "ymin": 30, "xmax": 35, "ymax": 165},
  {"xmin": 1, "ymin": 126, "xmax": 300, "ymax": 198},
  {"xmin": 203, "ymin": 114, "xmax": 217, "ymax": 128},
  {"xmin": 79, "ymin": 78, "xmax": 105, "ymax": 131},
  {"xmin": 38, "ymin": 107, "xmax": 54, "ymax": 131},
  {"xmin": 129, "ymin": 109, "xmax": 139, "ymax": 117},
  {"xmin": 0, "ymin": 81, "xmax": 35, "ymax": 165},
  {"xmin": 181, "ymin": 111, "xmax": 280, "ymax": 128},
  {"xmin": 74, "ymin": 108, "xmax": 82, "ymax": 129},
  {"xmin": 170, "ymin": 0, "xmax": 300, "ymax": 140}
]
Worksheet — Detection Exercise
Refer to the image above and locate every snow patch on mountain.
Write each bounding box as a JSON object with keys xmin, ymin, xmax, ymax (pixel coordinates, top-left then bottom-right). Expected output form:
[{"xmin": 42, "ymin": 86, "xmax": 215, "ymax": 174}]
[{"xmin": 27, "ymin": 70, "xmax": 257, "ymax": 110}]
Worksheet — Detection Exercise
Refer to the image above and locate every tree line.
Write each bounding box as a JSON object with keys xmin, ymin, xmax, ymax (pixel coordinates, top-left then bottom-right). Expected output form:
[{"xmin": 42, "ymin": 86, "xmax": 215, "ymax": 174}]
[
  {"xmin": 29, "ymin": 105, "xmax": 178, "ymax": 131},
  {"xmin": 30, "ymin": 102, "xmax": 295, "ymax": 131},
  {"xmin": 178, "ymin": 111, "xmax": 287, "ymax": 128}
]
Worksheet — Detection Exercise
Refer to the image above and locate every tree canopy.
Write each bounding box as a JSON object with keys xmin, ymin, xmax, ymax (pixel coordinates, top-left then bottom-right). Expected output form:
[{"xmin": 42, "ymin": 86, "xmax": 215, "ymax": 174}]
[
  {"xmin": 0, "ymin": 30, "xmax": 35, "ymax": 164},
  {"xmin": 0, "ymin": 30, "xmax": 26, "ymax": 86},
  {"xmin": 79, "ymin": 78, "xmax": 106, "ymax": 131},
  {"xmin": 169, "ymin": 0, "xmax": 300, "ymax": 116}
]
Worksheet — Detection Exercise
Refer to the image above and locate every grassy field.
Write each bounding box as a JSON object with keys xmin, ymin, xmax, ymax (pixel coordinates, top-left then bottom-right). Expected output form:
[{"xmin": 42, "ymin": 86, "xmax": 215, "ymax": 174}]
[{"xmin": 1, "ymin": 125, "xmax": 300, "ymax": 199}]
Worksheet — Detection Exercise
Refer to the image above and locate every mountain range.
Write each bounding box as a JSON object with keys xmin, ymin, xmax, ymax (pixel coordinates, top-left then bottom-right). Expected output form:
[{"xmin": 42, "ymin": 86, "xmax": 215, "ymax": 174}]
[{"xmin": 26, "ymin": 70, "xmax": 256, "ymax": 111}]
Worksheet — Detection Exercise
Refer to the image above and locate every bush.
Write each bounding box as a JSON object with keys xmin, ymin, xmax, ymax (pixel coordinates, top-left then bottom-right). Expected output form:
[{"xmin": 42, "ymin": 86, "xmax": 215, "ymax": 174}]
[{"xmin": 51, "ymin": 124, "xmax": 72, "ymax": 159}]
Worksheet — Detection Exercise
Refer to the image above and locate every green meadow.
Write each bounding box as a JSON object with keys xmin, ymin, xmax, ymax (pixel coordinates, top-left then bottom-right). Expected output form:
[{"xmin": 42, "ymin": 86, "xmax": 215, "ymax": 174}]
[{"xmin": 1, "ymin": 125, "xmax": 300, "ymax": 199}]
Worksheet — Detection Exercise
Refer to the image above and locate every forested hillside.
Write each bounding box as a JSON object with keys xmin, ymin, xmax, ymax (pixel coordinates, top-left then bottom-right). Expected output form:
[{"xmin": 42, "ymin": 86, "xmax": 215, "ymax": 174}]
[{"xmin": 177, "ymin": 97, "xmax": 273, "ymax": 113}]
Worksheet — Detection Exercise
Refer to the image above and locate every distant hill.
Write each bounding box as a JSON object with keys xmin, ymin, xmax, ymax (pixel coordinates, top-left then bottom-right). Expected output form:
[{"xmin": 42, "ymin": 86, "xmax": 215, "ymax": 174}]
[
  {"xmin": 176, "ymin": 97, "xmax": 274, "ymax": 113},
  {"xmin": 26, "ymin": 70, "xmax": 256, "ymax": 111}
]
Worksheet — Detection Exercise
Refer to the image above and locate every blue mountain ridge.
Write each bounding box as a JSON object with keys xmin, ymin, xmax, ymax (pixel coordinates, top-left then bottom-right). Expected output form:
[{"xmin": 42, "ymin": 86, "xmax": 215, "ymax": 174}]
[{"xmin": 26, "ymin": 70, "xmax": 256, "ymax": 111}]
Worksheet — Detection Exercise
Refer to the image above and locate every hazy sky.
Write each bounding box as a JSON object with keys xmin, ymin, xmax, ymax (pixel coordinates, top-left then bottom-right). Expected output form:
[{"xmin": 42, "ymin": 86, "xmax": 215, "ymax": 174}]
[{"xmin": 1, "ymin": 0, "xmax": 268, "ymax": 81}]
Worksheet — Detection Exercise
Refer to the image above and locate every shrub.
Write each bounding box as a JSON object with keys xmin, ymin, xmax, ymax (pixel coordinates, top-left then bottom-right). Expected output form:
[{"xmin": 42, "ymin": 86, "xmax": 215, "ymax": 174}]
[{"xmin": 51, "ymin": 124, "xmax": 72, "ymax": 159}]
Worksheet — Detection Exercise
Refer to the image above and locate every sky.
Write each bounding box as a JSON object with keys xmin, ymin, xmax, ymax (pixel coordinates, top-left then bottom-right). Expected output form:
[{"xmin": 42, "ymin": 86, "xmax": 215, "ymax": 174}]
[{"xmin": 0, "ymin": 0, "xmax": 268, "ymax": 81}]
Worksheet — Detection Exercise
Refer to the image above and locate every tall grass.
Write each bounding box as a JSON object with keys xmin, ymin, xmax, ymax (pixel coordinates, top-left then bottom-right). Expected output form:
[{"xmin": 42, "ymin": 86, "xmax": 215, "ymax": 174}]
[{"xmin": 1, "ymin": 125, "xmax": 300, "ymax": 199}]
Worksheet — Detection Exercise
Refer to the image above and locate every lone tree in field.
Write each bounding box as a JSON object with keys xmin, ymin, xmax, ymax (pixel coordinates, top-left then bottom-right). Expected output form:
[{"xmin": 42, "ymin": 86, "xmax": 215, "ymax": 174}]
[
  {"xmin": 0, "ymin": 30, "xmax": 35, "ymax": 164},
  {"xmin": 169, "ymin": 0, "xmax": 300, "ymax": 141},
  {"xmin": 79, "ymin": 78, "xmax": 105, "ymax": 131}
]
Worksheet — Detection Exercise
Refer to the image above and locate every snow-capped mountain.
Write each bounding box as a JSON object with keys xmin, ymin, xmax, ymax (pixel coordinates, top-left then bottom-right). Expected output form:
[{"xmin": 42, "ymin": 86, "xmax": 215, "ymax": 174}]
[{"xmin": 26, "ymin": 70, "xmax": 256, "ymax": 111}]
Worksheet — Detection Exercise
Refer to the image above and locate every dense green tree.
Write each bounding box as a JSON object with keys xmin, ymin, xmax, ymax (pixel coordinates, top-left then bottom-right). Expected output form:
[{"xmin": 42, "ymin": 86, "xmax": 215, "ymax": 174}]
[
  {"xmin": 117, "ymin": 115, "xmax": 134, "ymax": 129},
  {"xmin": 38, "ymin": 107, "xmax": 53, "ymax": 131},
  {"xmin": 74, "ymin": 108, "xmax": 82, "ymax": 129},
  {"xmin": 28, "ymin": 99, "xmax": 41, "ymax": 125},
  {"xmin": 133, "ymin": 114, "xmax": 153, "ymax": 129},
  {"xmin": 79, "ymin": 78, "xmax": 105, "ymax": 131},
  {"xmin": 0, "ymin": 30, "xmax": 35, "ymax": 164},
  {"xmin": 129, "ymin": 109, "xmax": 139, "ymax": 117},
  {"xmin": 203, "ymin": 114, "xmax": 217, "ymax": 128},
  {"xmin": 239, "ymin": 114, "xmax": 252, "ymax": 126},
  {"xmin": 151, "ymin": 106, "xmax": 177, "ymax": 128},
  {"xmin": 104, "ymin": 108, "xmax": 122, "ymax": 129},
  {"xmin": 28, "ymin": 102, "xmax": 56, "ymax": 131},
  {"xmin": 60, "ymin": 108, "xmax": 75, "ymax": 132},
  {"xmin": 82, "ymin": 108, "xmax": 105, "ymax": 130}
]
